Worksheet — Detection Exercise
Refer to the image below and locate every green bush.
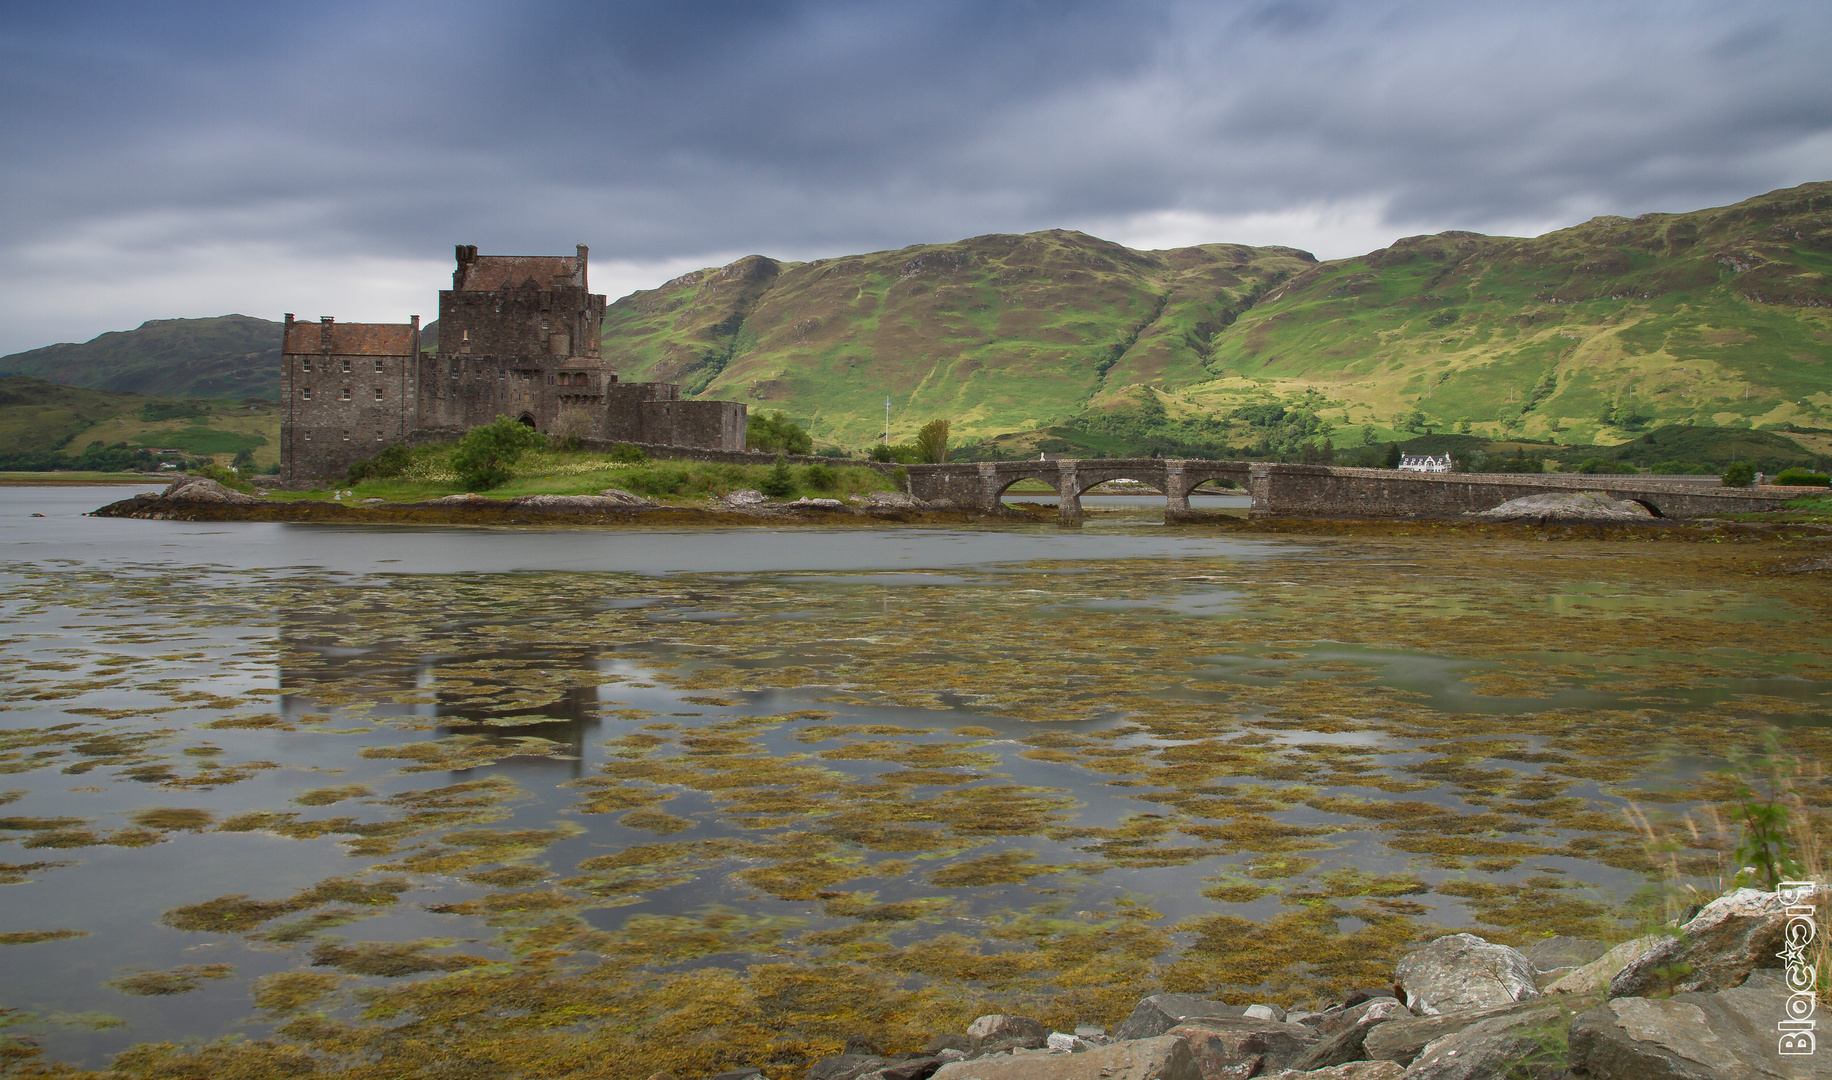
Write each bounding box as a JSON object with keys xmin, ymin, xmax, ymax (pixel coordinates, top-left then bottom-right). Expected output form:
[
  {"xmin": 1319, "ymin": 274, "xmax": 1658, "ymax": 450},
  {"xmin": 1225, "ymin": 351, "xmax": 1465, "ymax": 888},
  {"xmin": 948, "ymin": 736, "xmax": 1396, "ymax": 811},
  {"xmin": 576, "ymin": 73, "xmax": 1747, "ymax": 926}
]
[
  {"xmin": 347, "ymin": 442, "xmax": 413, "ymax": 484},
  {"xmin": 1574, "ymin": 457, "xmax": 1636, "ymax": 475},
  {"xmin": 1721, "ymin": 461, "xmax": 1756, "ymax": 488},
  {"xmin": 1382, "ymin": 442, "xmax": 1402, "ymax": 468},
  {"xmin": 803, "ymin": 463, "xmax": 837, "ymax": 491},
  {"xmin": 231, "ymin": 448, "xmax": 256, "ymax": 471},
  {"xmin": 747, "ymin": 412, "xmax": 812, "ymax": 454},
  {"xmin": 759, "ymin": 455, "xmax": 796, "ymax": 498},
  {"xmin": 606, "ymin": 443, "xmax": 648, "ymax": 465},
  {"xmin": 451, "ymin": 418, "xmax": 543, "ymax": 491},
  {"xmin": 1773, "ymin": 468, "xmax": 1831, "ymax": 487}
]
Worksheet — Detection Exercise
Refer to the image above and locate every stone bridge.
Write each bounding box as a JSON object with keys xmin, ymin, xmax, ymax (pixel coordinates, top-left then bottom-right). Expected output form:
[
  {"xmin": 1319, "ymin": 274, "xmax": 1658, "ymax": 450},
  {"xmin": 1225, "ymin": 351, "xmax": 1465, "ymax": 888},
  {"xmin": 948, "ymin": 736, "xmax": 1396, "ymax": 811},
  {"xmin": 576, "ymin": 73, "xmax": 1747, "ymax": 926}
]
[{"xmin": 903, "ymin": 459, "xmax": 1809, "ymax": 522}]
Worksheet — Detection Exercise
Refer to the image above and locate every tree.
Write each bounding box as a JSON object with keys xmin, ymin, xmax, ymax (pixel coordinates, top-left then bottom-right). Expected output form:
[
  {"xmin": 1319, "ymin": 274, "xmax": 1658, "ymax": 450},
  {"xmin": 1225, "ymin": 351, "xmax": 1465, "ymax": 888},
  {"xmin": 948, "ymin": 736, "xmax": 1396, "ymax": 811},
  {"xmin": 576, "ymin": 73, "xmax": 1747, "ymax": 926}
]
[
  {"xmin": 747, "ymin": 411, "xmax": 812, "ymax": 454},
  {"xmin": 231, "ymin": 448, "xmax": 256, "ymax": 471},
  {"xmin": 451, "ymin": 417, "xmax": 542, "ymax": 491},
  {"xmin": 1383, "ymin": 442, "xmax": 1403, "ymax": 469},
  {"xmin": 1398, "ymin": 409, "xmax": 1428, "ymax": 433},
  {"xmin": 1361, "ymin": 424, "xmax": 1377, "ymax": 446},
  {"xmin": 759, "ymin": 454, "xmax": 796, "ymax": 497},
  {"xmin": 1721, "ymin": 461, "xmax": 1756, "ymax": 488},
  {"xmin": 914, "ymin": 419, "xmax": 950, "ymax": 463}
]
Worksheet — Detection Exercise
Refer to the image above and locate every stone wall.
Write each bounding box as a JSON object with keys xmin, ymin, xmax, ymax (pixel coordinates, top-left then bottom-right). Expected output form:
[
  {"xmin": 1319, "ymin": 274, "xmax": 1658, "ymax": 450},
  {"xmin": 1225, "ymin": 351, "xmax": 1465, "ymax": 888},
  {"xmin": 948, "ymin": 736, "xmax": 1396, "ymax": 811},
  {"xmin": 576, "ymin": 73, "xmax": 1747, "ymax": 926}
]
[{"xmin": 1250, "ymin": 464, "xmax": 1802, "ymax": 518}]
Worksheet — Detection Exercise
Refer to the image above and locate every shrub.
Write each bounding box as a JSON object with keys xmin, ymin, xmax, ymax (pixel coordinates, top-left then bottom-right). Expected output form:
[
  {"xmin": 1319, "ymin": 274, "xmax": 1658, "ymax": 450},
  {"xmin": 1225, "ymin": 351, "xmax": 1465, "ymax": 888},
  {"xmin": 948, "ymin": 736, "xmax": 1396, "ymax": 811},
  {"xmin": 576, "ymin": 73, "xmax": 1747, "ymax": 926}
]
[
  {"xmin": 1574, "ymin": 457, "xmax": 1635, "ymax": 475},
  {"xmin": 231, "ymin": 448, "xmax": 257, "ymax": 471},
  {"xmin": 451, "ymin": 418, "xmax": 542, "ymax": 491},
  {"xmin": 1773, "ymin": 468, "xmax": 1831, "ymax": 487},
  {"xmin": 759, "ymin": 455, "xmax": 796, "ymax": 498},
  {"xmin": 347, "ymin": 442, "xmax": 412, "ymax": 484},
  {"xmin": 803, "ymin": 463, "xmax": 837, "ymax": 491},
  {"xmin": 747, "ymin": 412, "xmax": 812, "ymax": 454},
  {"xmin": 606, "ymin": 443, "xmax": 648, "ymax": 464},
  {"xmin": 1721, "ymin": 461, "xmax": 1756, "ymax": 488},
  {"xmin": 1382, "ymin": 442, "xmax": 1402, "ymax": 469}
]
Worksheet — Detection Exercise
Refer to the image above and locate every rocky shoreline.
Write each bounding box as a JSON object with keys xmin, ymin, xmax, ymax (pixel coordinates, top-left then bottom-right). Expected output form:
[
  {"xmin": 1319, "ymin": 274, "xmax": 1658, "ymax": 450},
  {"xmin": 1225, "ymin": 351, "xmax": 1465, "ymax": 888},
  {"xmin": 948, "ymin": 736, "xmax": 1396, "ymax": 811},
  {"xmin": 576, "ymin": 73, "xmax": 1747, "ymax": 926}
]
[
  {"xmin": 87, "ymin": 476, "xmax": 1049, "ymax": 527},
  {"xmin": 666, "ymin": 888, "xmax": 1817, "ymax": 1080}
]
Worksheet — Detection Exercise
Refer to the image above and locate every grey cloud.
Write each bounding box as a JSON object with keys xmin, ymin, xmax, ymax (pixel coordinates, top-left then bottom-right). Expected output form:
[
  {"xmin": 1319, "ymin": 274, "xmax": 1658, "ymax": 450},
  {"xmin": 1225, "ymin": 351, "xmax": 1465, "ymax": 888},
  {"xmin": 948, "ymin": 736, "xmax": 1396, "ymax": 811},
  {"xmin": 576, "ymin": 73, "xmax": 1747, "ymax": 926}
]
[{"xmin": 1, "ymin": 0, "xmax": 1830, "ymax": 353}]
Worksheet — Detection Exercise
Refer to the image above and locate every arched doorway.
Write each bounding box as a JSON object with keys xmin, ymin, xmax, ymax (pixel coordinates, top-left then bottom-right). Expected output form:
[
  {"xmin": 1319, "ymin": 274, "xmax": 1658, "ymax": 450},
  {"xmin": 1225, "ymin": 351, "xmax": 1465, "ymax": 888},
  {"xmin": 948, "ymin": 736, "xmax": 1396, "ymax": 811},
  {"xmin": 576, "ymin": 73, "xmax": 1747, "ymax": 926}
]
[{"xmin": 516, "ymin": 412, "xmax": 537, "ymax": 429}]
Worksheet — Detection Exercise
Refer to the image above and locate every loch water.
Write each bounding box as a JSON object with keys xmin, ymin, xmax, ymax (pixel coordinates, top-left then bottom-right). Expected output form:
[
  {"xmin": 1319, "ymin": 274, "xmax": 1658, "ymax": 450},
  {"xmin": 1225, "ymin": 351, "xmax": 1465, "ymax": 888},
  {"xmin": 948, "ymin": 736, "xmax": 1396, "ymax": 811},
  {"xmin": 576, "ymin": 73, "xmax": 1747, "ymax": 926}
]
[{"xmin": 2, "ymin": 485, "xmax": 1829, "ymax": 1071}]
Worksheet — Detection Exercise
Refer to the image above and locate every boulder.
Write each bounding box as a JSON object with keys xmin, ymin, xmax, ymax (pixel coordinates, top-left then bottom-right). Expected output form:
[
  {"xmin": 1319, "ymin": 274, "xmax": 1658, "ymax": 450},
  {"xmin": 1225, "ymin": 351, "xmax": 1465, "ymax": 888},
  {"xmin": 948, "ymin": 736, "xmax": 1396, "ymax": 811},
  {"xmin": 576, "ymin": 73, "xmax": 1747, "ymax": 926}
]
[
  {"xmin": 790, "ymin": 496, "xmax": 847, "ymax": 509},
  {"xmin": 597, "ymin": 487, "xmax": 655, "ymax": 506},
  {"xmin": 1113, "ymin": 993, "xmax": 1247, "ymax": 1041},
  {"xmin": 864, "ymin": 491, "xmax": 927, "ymax": 509},
  {"xmin": 1242, "ymin": 1003, "xmax": 1287, "ymax": 1023},
  {"xmin": 965, "ymin": 1015, "xmax": 1046, "ymax": 1043},
  {"xmin": 867, "ymin": 1057, "xmax": 947, "ymax": 1080},
  {"xmin": 1568, "ymin": 971, "xmax": 1819, "ymax": 1080},
  {"xmin": 1316, "ymin": 997, "xmax": 1404, "ymax": 1037},
  {"xmin": 1545, "ymin": 935, "xmax": 1667, "ymax": 995},
  {"xmin": 1395, "ymin": 933, "xmax": 1539, "ymax": 1016},
  {"xmin": 723, "ymin": 489, "xmax": 766, "ymax": 506},
  {"xmin": 1609, "ymin": 887, "xmax": 1794, "ymax": 997},
  {"xmin": 1167, "ymin": 1016, "xmax": 1321, "ymax": 1078},
  {"xmin": 1522, "ymin": 935, "xmax": 1610, "ymax": 973},
  {"xmin": 806, "ymin": 1054, "xmax": 887, "ymax": 1080},
  {"xmin": 1288, "ymin": 998, "xmax": 1407, "ymax": 1071},
  {"xmin": 430, "ymin": 492, "xmax": 494, "ymax": 504},
  {"xmin": 1364, "ymin": 997, "xmax": 1582, "ymax": 1066},
  {"xmin": 156, "ymin": 476, "xmax": 263, "ymax": 504},
  {"xmin": 1268, "ymin": 1065, "xmax": 1405, "ymax": 1080},
  {"xmin": 928, "ymin": 1035, "xmax": 1198, "ymax": 1080},
  {"xmin": 1403, "ymin": 1003, "xmax": 1570, "ymax": 1080},
  {"xmin": 511, "ymin": 494, "xmax": 646, "ymax": 510},
  {"xmin": 1467, "ymin": 491, "xmax": 1655, "ymax": 523}
]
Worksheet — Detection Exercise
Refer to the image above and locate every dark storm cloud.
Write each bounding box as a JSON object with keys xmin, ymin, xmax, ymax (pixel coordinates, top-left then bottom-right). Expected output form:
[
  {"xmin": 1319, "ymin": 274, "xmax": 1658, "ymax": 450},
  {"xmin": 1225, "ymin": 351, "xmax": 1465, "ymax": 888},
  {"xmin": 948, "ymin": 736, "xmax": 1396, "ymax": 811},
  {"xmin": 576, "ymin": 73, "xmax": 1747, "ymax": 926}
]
[{"xmin": 1, "ymin": 0, "xmax": 1829, "ymax": 352}]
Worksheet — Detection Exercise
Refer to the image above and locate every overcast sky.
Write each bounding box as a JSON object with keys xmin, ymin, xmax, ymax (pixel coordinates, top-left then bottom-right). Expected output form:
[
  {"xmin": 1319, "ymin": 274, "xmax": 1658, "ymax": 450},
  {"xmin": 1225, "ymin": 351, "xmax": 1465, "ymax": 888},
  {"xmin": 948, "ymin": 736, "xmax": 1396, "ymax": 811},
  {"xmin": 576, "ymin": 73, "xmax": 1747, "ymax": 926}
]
[{"xmin": 3, "ymin": 0, "xmax": 1829, "ymax": 355}]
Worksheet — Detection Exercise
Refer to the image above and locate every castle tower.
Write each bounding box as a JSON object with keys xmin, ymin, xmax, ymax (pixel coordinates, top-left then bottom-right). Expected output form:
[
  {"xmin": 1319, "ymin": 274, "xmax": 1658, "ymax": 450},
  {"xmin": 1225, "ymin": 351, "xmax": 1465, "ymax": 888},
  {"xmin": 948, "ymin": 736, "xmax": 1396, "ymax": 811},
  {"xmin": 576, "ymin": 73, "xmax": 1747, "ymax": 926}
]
[
  {"xmin": 439, "ymin": 244, "xmax": 603, "ymax": 359},
  {"xmin": 280, "ymin": 313, "xmax": 419, "ymax": 483}
]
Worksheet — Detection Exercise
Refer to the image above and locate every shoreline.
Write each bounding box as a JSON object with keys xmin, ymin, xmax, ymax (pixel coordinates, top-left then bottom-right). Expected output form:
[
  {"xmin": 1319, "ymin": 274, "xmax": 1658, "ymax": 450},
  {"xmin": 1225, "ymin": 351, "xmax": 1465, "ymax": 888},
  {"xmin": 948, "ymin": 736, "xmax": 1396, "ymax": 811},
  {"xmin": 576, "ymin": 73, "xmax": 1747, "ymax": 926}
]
[{"xmin": 84, "ymin": 485, "xmax": 1832, "ymax": 545}]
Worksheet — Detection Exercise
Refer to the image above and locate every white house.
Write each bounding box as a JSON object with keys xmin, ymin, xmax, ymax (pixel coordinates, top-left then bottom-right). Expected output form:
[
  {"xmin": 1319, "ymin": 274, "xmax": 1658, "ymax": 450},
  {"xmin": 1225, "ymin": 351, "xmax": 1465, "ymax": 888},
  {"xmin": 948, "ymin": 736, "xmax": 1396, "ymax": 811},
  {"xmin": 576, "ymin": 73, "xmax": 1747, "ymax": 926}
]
[{"xmin": 1397, "ymin": 453, "xmax": 1453, "ymax": 473}]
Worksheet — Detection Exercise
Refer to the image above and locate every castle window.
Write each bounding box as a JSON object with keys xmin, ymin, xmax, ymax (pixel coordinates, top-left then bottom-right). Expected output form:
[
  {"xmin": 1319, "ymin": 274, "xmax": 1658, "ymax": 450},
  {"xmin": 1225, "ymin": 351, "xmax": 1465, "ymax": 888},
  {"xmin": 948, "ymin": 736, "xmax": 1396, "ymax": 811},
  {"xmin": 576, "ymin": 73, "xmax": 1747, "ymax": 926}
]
[
  {"xmin": 541, "ymin": 319, "xmax": 549, "ymax": 331},
  {"xmin": 341, "ymin": 387, "xmax": 351, "ymax": 400},
  {"xmin": 450, "ymin": 361, "xmax": 459, "ymax": 379},
  {"xmin": 341, "ymin": 359, "xmax": 351, "ymax": 373},
  {"xmin": 376, "ymin": 431, "xmax": 385, "ymax": 441},
  {"xmin": 374, "ymin": 388, "xmax": 384, "ymax": 400},
  {"xmin": 302, "ymin": 387, "xmax": 312, "ymax": 400},
  {"xmin": 374, "ymin": 359, "xmax": 384, "ymax": 373},
  {"xmin": 342, "ymin": 430, "xmax": 350, "ymax": 441},
  {"xmin": 301, "ymin": 358, "xmax": 312, "ymax": 373},
  {"xmin": 303, "ymin": 431, "xmax": 311, "ymax": 441}
]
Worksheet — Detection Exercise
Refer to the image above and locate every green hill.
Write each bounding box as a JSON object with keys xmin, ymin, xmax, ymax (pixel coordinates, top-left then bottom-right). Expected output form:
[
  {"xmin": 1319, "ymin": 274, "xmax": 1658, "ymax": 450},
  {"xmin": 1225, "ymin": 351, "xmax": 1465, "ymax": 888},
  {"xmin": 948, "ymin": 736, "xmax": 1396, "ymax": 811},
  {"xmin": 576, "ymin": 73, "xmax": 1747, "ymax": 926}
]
[
  {"xmin": 0, "ymin": 376, "xmax": 279, "ymax": 471},
  {"xmin": 0, "ymin": 315, "xmax": 283, "ymax": 399},
  {"xmin": 600, "ymin": 184, "xmax": 1832, "ymax": 460}
]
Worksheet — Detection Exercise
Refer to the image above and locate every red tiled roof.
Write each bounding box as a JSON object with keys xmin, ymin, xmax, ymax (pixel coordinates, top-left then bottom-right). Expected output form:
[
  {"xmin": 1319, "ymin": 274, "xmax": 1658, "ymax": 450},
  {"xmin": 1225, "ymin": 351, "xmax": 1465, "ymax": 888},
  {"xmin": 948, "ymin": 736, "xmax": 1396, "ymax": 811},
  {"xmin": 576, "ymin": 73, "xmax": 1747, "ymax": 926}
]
[
  {"xmin": 283, "ymin": 322, "xmax": 416, "ymax": 356},
  {"xmin": 457, "ymin": 255, "xmax": 579, "ymax": 291}
]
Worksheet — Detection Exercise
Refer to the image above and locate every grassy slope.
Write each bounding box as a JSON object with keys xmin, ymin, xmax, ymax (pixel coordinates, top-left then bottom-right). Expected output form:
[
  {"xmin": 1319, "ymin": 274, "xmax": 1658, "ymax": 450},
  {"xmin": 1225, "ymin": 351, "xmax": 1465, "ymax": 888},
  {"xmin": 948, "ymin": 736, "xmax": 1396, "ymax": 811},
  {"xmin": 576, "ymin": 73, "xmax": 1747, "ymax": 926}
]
[
  {"xmin": 0, "ymin": 315, "xmax": 284, "ymax": 399},
  {"xmin": 1188, "ymin": 182, "xmax": 1832, "ymax": 447},
  {"xmin": 600, "ymin": 185, "xmax": 1832, "ymax": 455},
  {"xmin": 0, "ymin": 376, "xmax": 280, "ymax": 469},
  {"xmin": 600, "ymin": 231, "xmax": 1316, "ymax": 444}
]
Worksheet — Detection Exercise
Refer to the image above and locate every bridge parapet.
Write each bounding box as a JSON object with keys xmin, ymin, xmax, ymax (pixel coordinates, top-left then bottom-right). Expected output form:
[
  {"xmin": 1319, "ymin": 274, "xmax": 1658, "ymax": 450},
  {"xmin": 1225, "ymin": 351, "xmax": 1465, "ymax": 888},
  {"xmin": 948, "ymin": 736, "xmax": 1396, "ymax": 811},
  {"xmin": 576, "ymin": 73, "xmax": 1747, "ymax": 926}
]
[{"xmin": 903, "ymin": 459, "xmax": 1809, "ymax": 521}]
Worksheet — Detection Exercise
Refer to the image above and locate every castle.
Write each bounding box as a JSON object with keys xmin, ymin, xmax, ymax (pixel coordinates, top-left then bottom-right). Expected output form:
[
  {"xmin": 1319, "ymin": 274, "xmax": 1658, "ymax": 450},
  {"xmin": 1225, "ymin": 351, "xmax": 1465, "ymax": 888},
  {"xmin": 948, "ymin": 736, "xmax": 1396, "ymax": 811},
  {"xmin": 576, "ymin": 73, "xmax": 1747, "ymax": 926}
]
[{"xmin": 280, "ymin": 244, "xmax": 748, "ymax": 482}]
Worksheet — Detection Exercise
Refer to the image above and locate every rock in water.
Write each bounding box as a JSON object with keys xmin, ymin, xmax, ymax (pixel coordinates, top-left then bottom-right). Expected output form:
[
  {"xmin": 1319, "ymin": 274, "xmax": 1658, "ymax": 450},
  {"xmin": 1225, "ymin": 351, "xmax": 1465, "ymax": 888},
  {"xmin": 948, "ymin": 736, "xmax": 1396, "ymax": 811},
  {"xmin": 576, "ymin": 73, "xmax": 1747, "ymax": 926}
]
[
  {"xmin": 1113, "ymin": 993, "xmax": 1246, "ymax": 1041},
  {"xmin": 929, "ymin": 1035, "xmax": 1199, "ymax": 1080},
  {"xmin": 155, "ymin": 476, "xmax": 263, "ymax": 505},
  {"xmin": 1395, "ymin": 933, "xmax": 1540, "ymax": 1015},
  {"xmin": 1609, "ymin": 887, "xmax": 1795, "ymax": 997},
  {"xmin": 1568, "ymin": 971, "xmax": 1820, "ymax": 1080},
  {"xmin": 1467, "ymin": 491, "xmax": 1655, "ymax": 522}
]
